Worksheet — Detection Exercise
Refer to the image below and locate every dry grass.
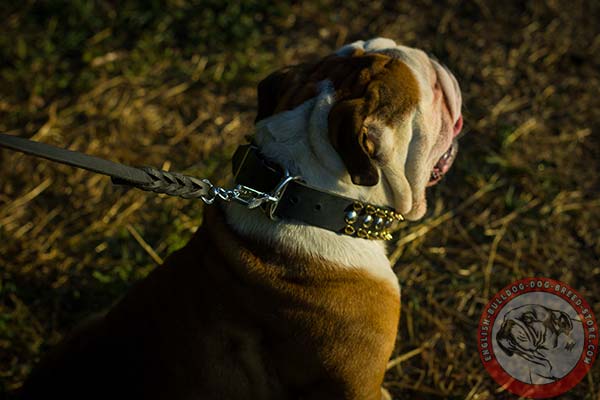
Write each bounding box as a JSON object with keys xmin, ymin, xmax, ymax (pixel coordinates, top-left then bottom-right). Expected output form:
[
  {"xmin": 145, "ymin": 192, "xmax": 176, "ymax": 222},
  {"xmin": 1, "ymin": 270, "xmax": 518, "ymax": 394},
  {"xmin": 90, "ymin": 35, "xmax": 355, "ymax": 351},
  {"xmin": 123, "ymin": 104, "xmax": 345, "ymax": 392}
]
[{"xmin": 1, "ymin": 1, "xmax": 599, "ymax": 399}]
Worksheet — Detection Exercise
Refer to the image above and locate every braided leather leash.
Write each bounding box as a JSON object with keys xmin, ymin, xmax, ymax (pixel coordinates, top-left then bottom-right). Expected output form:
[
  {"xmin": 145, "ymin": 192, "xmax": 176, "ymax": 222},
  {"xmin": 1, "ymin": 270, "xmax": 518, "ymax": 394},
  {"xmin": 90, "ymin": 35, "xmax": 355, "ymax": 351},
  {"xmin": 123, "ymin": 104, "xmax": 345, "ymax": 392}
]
[
  {"xmin": 0, "ymin": 133, "xmax": 221, "ymax": 203},
  {"xmin": 0, "ymin": 133, "xmax": 286, "ymax": 210},
  {"xmin": 121, "ymin": 168, "xmax": 211, "ymax": 199}
]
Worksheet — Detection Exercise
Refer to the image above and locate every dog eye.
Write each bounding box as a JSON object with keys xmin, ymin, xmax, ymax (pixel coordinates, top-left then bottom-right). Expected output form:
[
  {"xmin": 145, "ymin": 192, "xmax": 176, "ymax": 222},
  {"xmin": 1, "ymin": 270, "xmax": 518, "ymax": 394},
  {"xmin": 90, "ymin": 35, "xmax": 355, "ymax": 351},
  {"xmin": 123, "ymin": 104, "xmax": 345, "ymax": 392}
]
[{"xmin": 522, "ymin": 314, "xmax": 534, "ymax": 324}]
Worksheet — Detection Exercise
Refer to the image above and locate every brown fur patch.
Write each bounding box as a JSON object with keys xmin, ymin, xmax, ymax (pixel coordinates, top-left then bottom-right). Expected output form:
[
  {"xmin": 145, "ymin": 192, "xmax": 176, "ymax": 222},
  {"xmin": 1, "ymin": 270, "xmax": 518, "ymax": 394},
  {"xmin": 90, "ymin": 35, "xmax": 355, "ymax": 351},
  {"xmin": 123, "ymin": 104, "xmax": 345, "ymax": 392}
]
[{"xmin": 21, "ymin": 206, "xmax": 400, "ymax": 400}]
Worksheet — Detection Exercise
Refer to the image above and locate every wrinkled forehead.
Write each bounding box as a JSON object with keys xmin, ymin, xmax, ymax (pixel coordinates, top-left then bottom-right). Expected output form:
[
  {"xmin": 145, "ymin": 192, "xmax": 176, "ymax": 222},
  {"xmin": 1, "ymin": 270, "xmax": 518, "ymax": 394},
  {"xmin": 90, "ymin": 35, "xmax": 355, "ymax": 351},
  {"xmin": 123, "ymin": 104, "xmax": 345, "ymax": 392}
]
[
  {"xmin": 336, "ymin": 38, "xmax": 462, "ymax": 120},
  {"xmin": 336, "ymin": 39, "xmax": 434, "ymax": 81},
  {"xmin": 505, "ymin": 305, "xmax": 551, "ymax": 320}
]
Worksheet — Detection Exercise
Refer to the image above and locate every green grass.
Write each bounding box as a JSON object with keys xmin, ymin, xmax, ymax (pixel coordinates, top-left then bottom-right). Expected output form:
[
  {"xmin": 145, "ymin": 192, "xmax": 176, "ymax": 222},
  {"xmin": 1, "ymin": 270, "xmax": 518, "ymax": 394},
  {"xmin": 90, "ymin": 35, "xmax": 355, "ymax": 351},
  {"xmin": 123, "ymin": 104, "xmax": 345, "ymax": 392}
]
[{"xmin": 1, "ymin": 1, "xmax": 599, "ymax": 398}]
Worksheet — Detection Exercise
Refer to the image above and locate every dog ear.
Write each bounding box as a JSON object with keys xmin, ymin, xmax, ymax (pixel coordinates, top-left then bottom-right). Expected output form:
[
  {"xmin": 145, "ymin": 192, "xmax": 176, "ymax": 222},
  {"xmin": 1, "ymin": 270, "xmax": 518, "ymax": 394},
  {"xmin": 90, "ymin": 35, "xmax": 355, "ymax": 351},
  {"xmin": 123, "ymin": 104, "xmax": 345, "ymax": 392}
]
[
  {"xmin": 495, "ymin": 320, "xmax": 516, "ymax": 356},
  {"xmin": 323, "ymin": 52, "xmax": 389, "ymax": 187},
  {"xmin": 254, "ymin": 49, "xmax": 369, "ymax": 123},
  {"xmin": 255, "ymin": 63, "xmax": 318, "ymax": 123},
  {"xmin": 255, "ymin": 66, "xmax": 295, "ymax": 123},
  {"xmin": 326, "ymin": 54, "xmax": 420, "ymax": 187},
  {"xmin": 328, "ymin": 98, "xmax": 379, "ymax": 186}
]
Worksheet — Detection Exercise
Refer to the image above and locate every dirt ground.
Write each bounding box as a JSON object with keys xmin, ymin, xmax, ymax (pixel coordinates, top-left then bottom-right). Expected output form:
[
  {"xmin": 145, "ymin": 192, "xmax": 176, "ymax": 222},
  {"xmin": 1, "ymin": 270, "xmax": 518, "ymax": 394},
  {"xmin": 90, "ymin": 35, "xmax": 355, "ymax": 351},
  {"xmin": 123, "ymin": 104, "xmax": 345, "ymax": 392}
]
[{"xmin": 1, "ymin": 1, "xmax": 599, "ymax": 399}]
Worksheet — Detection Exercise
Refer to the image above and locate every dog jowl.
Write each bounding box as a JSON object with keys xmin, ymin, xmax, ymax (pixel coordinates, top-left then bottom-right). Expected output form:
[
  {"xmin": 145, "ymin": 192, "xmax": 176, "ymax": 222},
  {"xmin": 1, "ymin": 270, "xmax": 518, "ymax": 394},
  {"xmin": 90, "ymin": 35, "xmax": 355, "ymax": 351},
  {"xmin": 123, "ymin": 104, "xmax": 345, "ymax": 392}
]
[{"xmin": 20, "ymin": 38, "xmax": 463, "ymax": 400}]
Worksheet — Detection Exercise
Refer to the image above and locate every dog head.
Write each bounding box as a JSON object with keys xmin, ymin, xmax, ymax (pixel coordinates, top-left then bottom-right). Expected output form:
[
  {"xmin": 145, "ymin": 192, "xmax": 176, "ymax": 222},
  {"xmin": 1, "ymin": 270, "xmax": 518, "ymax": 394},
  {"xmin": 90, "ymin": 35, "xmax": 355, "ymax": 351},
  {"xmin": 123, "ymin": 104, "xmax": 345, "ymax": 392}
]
[
  {"xmin": 254, "ymin": 37, "xmax": 463, "ymax": 220},
  {"xmin": 497, "ymin": 304, "xmax": 575, "ymax": 360}
]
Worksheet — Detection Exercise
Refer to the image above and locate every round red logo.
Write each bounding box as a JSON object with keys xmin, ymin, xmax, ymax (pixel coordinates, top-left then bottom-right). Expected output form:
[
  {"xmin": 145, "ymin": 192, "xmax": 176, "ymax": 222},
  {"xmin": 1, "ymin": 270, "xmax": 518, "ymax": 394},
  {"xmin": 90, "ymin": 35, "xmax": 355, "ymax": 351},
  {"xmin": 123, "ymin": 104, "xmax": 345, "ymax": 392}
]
[{"xmin": 478, "ymin": 278, "xmax": 598, "ymax": 398}]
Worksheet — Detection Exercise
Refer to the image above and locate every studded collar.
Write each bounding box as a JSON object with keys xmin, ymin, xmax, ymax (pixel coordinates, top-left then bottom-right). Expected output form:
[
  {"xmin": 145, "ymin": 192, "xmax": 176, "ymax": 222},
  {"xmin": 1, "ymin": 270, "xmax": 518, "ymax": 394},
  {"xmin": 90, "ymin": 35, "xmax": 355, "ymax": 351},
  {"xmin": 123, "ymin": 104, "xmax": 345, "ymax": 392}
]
[{"xmin": 231, "ymin": 144, "xmax": 404, "ymax": 240}]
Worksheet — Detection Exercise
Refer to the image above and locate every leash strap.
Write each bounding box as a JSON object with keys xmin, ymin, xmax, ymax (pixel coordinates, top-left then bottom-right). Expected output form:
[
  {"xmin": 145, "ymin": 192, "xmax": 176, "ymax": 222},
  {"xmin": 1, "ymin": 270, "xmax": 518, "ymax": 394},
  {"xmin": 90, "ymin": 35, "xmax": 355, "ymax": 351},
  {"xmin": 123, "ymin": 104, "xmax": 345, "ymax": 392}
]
[
  {"xmin": 0, "ymin": 133, "xmax": 402, "ymax": 240},
  {"xmin": 0, "ymin": 133, "xmax": 212, "ymax": 198}
]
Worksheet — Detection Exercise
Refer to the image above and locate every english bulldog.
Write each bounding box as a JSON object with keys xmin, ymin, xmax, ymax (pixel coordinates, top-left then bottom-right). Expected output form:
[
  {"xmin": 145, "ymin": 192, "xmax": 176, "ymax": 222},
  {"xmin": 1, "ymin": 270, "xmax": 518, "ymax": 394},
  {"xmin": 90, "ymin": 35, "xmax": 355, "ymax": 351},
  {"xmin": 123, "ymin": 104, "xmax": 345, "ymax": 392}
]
[
  {"xmin": 496, "ymin": 304, "xmax": 577, "ymax": 384},
  {"xmin": 20, "ymin": 38, "xmax": 463, "ymax": 400}
]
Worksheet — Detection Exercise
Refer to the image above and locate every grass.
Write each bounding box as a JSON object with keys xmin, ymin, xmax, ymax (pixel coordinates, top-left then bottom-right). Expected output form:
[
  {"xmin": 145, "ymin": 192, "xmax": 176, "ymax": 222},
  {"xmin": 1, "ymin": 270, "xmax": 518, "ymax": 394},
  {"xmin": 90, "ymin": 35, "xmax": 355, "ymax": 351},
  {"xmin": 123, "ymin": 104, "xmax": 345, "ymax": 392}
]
[{"xmin": 1, "ymin": 0, "xmax": 599, "ymax": 398}]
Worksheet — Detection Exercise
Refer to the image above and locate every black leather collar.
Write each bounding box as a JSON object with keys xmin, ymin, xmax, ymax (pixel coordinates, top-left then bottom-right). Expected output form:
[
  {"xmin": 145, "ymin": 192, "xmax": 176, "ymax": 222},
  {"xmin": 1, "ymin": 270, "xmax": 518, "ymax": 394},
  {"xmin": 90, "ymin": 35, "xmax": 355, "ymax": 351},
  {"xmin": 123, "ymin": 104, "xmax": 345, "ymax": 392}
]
[{"xmin": 231, "ymin": 144, "xmax": 403, "ymax": 240}]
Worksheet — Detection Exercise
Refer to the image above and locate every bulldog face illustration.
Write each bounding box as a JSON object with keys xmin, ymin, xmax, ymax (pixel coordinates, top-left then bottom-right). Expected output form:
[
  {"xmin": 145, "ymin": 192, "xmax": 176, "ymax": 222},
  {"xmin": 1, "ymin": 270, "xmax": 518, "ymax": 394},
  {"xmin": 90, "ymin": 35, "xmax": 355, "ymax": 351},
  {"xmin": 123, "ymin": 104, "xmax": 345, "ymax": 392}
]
[{"xmin": 496, "ymin": 304, "xmax": 576, "ymax": 383}]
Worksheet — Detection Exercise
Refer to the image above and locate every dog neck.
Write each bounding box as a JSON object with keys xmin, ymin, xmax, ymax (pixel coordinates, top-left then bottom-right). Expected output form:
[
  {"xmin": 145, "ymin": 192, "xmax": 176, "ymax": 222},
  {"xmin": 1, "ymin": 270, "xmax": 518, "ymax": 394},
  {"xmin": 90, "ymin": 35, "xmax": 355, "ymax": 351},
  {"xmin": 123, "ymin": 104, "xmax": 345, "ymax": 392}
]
[{"xmin": 223, "ymin": 84, "xmax": 398, "ymax": 285}]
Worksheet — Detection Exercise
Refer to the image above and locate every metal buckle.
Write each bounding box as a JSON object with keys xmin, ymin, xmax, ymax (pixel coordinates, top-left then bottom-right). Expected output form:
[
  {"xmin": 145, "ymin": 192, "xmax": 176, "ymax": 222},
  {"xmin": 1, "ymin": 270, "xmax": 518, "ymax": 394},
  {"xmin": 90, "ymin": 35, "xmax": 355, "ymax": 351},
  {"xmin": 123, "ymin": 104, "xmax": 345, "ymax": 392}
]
[
  {"xmin": 230, "ymin": 185, "xmax": 279, "ymax": 209},
  {"xmin": 264, "ymin": 172, "xmax": 301, "ymax": 220},
  {"xmin": 208, "ymin": 144, "xmax": 301, "ymax": 218},
  {"xmin": 231, "ymin": 170, "xmax": 301, "ymax": 220}
]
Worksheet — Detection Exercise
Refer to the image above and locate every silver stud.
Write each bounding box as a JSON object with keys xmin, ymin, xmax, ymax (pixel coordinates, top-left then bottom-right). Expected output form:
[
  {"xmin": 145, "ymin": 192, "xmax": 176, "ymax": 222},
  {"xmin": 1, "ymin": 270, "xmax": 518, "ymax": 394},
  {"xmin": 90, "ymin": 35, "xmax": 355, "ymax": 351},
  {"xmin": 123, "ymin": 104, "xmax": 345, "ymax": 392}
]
[
  {"xmin": 345, "ymin": 210, "xmax": 359, "ymax": 224},
  {"xmin": 374, "ymin": 217, "xmax": 384, "ymax": 230},
  {"xmin": 362, "ymin": 214, "xmax": 373, "ymax": 228}
]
